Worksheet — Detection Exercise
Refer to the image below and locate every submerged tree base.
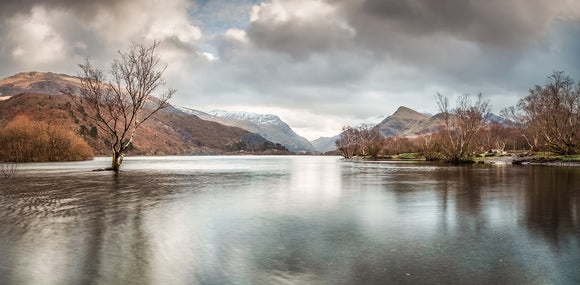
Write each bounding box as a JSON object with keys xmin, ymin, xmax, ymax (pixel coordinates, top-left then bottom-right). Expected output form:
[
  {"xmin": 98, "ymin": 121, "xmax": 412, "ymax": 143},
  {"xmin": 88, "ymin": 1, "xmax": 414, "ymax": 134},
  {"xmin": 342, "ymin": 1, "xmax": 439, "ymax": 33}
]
[{"xmin": 92, "ymin": 167, "xmax": 118, "ymax": 172}]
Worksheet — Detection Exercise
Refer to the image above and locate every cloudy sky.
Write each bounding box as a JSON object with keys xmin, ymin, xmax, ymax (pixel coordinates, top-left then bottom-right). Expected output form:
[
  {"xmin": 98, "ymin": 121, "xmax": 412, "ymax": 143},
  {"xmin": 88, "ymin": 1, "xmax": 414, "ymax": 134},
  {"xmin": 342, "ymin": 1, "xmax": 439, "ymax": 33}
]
[{"xmin": 1, "ymin": 0, "xmax": 579, "ymax": 140}]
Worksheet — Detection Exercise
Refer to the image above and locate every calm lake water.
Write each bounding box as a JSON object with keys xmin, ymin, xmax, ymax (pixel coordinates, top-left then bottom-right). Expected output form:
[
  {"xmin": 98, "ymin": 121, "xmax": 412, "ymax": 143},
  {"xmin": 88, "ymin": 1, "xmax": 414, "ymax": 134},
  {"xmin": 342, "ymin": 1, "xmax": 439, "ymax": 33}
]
[{"xmin": 0, "ymin": 156, "xmax": 579, "ymax": 284}]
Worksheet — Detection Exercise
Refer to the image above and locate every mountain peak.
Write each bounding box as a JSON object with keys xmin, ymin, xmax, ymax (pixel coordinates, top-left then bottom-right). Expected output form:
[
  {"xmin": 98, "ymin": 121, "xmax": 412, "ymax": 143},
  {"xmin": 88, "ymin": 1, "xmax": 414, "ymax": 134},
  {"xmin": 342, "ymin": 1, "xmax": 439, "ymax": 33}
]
[
  {"xmin": 392, "ymin": 106, "xmax": 426, "ymax": 118},
  {"xmin": 376, "ymin": 106, "xmax": 431, "ymax": 137}
]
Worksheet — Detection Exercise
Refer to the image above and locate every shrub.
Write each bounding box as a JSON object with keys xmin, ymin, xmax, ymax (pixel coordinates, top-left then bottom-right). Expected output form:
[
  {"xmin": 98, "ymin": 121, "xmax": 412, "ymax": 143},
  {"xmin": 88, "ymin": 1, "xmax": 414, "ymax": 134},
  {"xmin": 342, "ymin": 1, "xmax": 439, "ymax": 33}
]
[{"xmin": 0, "ymin": 116, "xmax": 93, "ymax": 162}]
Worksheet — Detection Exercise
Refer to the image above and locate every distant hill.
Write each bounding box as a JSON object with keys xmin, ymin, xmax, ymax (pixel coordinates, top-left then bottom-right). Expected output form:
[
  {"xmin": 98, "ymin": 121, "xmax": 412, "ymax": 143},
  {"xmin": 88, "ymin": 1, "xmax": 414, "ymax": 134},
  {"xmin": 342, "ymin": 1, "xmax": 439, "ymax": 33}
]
[
  {"xmin": 0, "ymin": 72, "xmax": 292, "ymax": 156},
  {"xmin": 311, "ymin": 135, "xmax": 340, "ymax": 153},
  {"xmin": 178, "ymin": 108, "xmax": 316, "ymax": 153},
  {"xmin": 375, "ymin": 106, "xmax": 434, "ymax": 137},
  {"xmin": 312, "ymin": 106, "xmax": 447, "ymax": 152},
  {"xmin": 0, "ymin": 71, "xmax": 80, "ymax": 98}
]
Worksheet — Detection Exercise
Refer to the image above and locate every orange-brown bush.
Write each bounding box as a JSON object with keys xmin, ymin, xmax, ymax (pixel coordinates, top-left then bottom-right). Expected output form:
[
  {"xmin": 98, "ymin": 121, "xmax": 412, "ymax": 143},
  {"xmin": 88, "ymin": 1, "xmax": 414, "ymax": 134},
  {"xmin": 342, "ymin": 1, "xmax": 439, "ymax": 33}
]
[
  {"xmin": 0, "ymin": 115, "xmax": 93, "ymax": 162},
  {"xmin": 335, "ymin": 126, "xmax": 385, "ymax": 158}
]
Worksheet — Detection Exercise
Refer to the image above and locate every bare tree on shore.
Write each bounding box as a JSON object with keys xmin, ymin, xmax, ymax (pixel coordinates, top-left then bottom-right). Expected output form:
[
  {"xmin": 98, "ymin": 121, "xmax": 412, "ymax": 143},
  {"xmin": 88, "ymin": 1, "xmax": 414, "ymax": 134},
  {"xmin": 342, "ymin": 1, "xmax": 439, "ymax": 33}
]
[
  {"xmin": 436, "ymin": 93, "xmax": 490, "ymax": 162},
  {"xmin": 69, "ymin": 41, "xmax": 175, "ymax": 171},
  {"xmin": 503, "ymin": 71, "xmax": 580, "ymax": 155},
  {"xmin": 336, "ymin": 126, "xmax": 359, "ymax": 158},
  {"xmin": 336, "ymin": 126, "xmax": 385, "ymax": 159}
]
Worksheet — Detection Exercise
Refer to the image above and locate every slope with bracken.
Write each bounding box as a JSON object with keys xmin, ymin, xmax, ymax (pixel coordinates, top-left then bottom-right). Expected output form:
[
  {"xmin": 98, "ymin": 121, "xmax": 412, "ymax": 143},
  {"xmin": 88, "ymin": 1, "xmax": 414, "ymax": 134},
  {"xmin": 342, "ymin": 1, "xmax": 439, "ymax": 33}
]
[
  {"xmin": 0, "ymin": 72, "xmax": 291, "ymax": 156},
  {"xmin": 0, "ymin": 71, "xmax": 80, "ymax": 98}
]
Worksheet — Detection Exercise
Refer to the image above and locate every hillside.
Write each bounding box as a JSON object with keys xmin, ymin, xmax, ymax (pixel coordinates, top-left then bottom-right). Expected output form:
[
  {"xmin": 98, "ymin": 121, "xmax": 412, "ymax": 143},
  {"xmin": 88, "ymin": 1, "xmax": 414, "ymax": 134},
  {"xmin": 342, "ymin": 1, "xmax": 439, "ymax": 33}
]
[
  {"xmin": 311, "ymin": 135, "xmax": 340, "ymax": 153},
  {"xmin": 0, "ymin": 71, "xmax": 80, "ymax": 98},
  {"xmin": 0, "ymin": 71, "xmax": 293, "ymax": 156},
  {"xmin": 0, "ymin": 93, "xmax": 291, "ymax": 156},
  {"xmin": 178, "ymin": 108, "xmax": 316, "ymax": 153}
]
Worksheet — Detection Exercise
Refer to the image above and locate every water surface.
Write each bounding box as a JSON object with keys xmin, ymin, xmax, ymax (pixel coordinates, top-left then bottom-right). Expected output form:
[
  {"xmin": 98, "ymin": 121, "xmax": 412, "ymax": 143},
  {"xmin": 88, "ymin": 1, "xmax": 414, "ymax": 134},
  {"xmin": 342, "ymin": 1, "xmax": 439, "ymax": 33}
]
[{"xmin": 1, "ymin": 156, "xmax": 579, "ymax": 284}]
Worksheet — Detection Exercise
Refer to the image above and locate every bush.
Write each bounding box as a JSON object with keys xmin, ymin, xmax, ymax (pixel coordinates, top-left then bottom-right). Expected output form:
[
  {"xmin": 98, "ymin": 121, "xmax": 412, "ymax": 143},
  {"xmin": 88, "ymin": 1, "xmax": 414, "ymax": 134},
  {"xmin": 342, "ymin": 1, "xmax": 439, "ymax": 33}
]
[{"xmin": 0, "ymin": 116, "xmax": 93, "ymax": 162}]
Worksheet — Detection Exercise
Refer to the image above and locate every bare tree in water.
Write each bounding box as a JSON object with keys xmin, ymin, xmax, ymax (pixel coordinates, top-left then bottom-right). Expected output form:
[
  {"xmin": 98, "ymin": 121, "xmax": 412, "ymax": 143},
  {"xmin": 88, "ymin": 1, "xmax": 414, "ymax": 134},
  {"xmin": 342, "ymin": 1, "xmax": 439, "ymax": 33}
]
[
  {"xmin": 70, "ymin": 41, "xmax": 175, "ymax": 171},
  {"xmin": 0, "ymin": 161, "xmax": 18, "ymax": 178}
]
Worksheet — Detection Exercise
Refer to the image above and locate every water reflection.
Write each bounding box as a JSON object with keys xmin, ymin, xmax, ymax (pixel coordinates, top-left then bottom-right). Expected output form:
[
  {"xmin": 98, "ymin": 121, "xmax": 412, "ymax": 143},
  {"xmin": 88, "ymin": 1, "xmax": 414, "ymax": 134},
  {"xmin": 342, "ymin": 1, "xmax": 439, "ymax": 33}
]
[
  {"xmin": 523, "ymin": 166, "xmax": 580, "ymax": 247},
  {"xmin": 0, "ymin": 157, "xmax": 579, "ymax": 284}
]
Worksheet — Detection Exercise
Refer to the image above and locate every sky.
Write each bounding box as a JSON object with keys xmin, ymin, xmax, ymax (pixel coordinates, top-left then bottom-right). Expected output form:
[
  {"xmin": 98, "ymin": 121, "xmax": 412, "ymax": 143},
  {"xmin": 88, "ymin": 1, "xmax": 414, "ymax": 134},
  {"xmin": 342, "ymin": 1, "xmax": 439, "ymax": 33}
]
[{"xmin": 0, "ymin": 0, "xmax": 579, "ymax": 140}]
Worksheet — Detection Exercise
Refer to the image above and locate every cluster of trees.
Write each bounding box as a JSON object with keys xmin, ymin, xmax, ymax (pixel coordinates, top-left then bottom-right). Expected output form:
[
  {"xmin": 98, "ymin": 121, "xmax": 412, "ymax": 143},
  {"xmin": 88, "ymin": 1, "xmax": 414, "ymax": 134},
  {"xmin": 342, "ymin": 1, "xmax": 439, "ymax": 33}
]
[
  {"xmin": 335, "ymin": 126, "xmax": 384, "ymax": 158},
  {"xmin": 226, "ymin": 141, "xmax": 289, "ymax": 153},
  {"xmin": 503, "ymin": 71, "xmax": 580, "ymax": 155},
  {"xmin": 336, "ymin": 71, "xmax": 579, "ymax": 162},
  {"xmin": 0, "ymin": 116, "xmax": 93, "ymax": 162}
]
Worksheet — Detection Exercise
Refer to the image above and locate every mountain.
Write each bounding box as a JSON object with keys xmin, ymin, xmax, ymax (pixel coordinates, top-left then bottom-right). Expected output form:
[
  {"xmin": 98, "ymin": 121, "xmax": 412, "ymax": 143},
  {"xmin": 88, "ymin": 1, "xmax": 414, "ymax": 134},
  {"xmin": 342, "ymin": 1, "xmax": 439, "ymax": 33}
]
[
  {"xmin": 0, "ymin": 72, "xmax": 292, "ymax": 156},
  {"xmin": 486, "ymin": 113, "xmax": 508, "ymax": 125},
  {"xmin": 0, "ymin": 71, "xmax": 80, "ymax": 98},
  {"xmin": 180, "ymin": 109, "xmax": 316, "ymax": 153},
  {"xmin": 311, "ymin": 135, "xmax": 340, "ymax": 153},
  {"xmin": 375, "ymin": 106, "xmax": 433, "ymax": 137},
  {"xmin": 312, "ymin": 106, "xmax": 443, "ymax": 153},
  {"xmin": 356, "ymin": 114, "xmax": 387, "ymax": 129}
]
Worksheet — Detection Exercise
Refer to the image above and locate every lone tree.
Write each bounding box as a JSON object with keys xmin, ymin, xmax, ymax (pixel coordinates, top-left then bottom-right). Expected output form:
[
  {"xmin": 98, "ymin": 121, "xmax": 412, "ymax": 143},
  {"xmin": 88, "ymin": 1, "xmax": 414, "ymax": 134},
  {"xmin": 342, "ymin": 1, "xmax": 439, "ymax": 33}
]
[{"xmin": 71, "ymin": 41, "xmax": 175, "ymax": 171}]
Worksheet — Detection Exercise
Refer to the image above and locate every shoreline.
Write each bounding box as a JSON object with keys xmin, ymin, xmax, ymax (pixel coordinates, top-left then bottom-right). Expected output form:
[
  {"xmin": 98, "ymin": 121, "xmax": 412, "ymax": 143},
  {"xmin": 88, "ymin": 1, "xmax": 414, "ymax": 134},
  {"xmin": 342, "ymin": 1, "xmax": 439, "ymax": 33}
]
[{"xmin": 485, "ymin": 156, "xmax": 580, "ymax": 167}]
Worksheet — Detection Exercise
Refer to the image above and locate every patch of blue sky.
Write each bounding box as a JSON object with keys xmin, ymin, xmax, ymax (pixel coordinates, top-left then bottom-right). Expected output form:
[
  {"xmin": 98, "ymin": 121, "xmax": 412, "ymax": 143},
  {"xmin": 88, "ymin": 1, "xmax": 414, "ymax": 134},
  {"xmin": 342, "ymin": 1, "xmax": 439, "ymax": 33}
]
[{"xmin": 189, "ymin": 0, "xmax": 261, "ymax": 36}]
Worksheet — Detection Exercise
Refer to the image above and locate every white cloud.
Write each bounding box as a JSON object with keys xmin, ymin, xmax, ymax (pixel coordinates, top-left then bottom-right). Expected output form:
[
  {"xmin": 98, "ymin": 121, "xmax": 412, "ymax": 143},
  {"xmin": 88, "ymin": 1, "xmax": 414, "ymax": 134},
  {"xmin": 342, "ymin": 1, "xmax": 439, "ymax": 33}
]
[
  {"xmin": 224, "ymin": 29, "xmax": 249, "ymax": 44},
  {"xmin": 8, "ymin": 6, "xmax": 68, "ymax": 65}
]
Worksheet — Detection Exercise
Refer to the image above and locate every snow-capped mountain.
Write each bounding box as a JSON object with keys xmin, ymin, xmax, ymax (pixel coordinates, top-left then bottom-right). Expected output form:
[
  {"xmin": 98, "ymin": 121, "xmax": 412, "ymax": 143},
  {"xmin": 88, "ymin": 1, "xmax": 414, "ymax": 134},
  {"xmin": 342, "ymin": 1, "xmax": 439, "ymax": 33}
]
[
  {"xmin": 356, "ymin": 114, "xmax": 387, "ymax": 129},
  {"xmin": 209, "ymin": 110, "xmax": 282, "ymax": 126},
  {"xmin": 177, "ymin": 108, "xmax": 316, "ymax": 153}
]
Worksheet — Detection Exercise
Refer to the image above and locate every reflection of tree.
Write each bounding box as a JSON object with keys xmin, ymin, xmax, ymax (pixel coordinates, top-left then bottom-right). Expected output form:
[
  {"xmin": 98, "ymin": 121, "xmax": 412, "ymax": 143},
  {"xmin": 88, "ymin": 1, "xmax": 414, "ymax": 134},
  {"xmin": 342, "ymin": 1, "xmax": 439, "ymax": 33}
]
[
  {"xmin": 433, "ymin": 166, "xmax": 485, "ymax": 234},
  {"xmin": 523, "ymin": 166, "xmax": 580, "ymax": 247},
  {"xmin": 70, "ymin": 172, "xmax": 154, "ymax": 284},
  {"xmin": 99, "ymin": 173, "xmax": 152, "ymax": 284}
]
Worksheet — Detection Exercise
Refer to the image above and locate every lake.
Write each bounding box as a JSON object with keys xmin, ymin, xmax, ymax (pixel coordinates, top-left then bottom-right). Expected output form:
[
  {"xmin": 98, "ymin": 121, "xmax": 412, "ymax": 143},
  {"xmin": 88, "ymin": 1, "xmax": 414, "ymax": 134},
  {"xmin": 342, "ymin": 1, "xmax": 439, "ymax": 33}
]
[{"xmin": 0, "ymin": 156, "xmax": 579, "ymax": 284}]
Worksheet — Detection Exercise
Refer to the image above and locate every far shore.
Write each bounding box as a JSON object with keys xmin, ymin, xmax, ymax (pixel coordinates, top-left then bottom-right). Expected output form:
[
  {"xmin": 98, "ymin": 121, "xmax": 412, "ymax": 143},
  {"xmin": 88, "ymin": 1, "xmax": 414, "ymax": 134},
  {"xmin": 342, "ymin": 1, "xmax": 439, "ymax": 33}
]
[{"xmin": 340, "ymin": 152, "xmax": 580, "ymax": 167}]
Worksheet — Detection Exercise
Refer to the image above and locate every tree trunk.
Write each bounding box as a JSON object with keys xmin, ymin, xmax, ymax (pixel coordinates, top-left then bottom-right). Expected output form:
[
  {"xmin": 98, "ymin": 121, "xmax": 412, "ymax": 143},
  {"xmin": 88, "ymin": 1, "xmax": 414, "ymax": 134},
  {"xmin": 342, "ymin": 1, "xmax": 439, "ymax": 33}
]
[{"xmin": 111, "ymin": 151, "xmax": 122, "ymax": 172}]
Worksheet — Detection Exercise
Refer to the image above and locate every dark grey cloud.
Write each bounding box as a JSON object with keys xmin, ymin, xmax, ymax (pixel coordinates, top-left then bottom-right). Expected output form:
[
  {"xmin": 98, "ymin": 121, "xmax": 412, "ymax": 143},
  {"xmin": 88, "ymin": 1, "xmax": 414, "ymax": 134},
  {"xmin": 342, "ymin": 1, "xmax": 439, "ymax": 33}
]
[
  {"xmin": 245, "ymin": 0, "xmax": 355, "ymax": 59},
  {"xmin": 352, "ymin": 0, "xmax": 557, "ymax": 48},
  {"xmin": 243, "ymin": 0, "xmax": 575, "ymax": 59},
  {"xmin": 231, "ymin": 0, "xmax": 580, "ymax": 100},
  {"xmin": 0, "ymin": 0, "xmax": 126, "ymax": 21}
]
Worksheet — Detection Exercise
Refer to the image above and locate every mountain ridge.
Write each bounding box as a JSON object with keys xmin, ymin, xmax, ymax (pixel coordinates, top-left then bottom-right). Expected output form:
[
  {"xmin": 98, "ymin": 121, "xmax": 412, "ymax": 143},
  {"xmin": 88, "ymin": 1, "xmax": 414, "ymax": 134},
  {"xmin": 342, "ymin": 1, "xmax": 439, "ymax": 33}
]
[
  {"xmin": 0, "ymin": 72, "xmax": 293, "ymax": 156},
  {"xmin": 189, "ymin": 109, "xmax": 316, "ymax": 153}
]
